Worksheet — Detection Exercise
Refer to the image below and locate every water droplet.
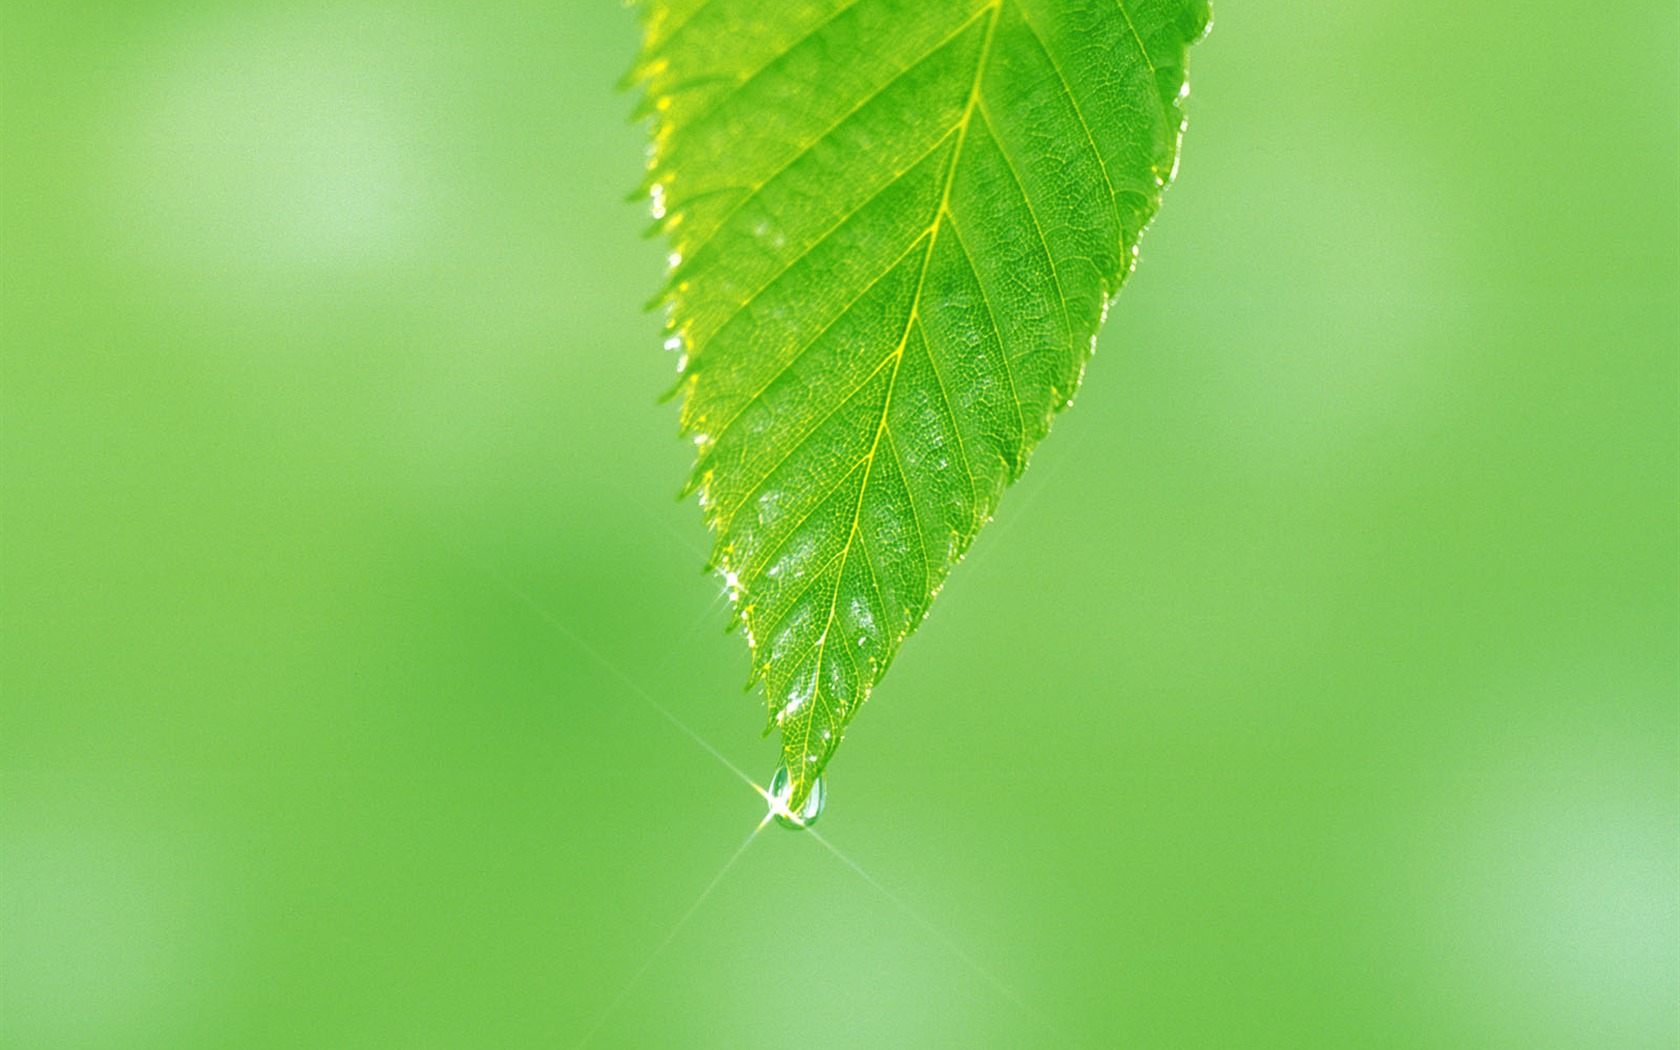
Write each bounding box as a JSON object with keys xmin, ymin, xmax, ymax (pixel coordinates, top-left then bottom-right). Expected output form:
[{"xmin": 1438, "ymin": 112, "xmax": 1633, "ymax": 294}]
[{"xmin": 767, "ymin": 763, "xmax": 825, "ymax": 831}]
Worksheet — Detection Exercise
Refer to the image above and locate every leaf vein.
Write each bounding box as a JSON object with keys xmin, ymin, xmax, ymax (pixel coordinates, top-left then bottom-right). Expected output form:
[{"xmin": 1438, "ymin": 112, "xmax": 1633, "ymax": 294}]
[
  {"xmin": 944, "ymin": 211, "xmax": 1029, "ymax": 468},
  {"xmin": 973, "ymin": 103, "xmax": 1074, "ymax": 365},
  {"xmin": 683, "ymin": 127, "xmax": 957, "ymax": 361},
  {"xmin": 668, "ymin": 2, "xmax": 994, "ymax": 266},
  {"xmin": 908, "ymin": 316, "xmax": 980, "ymax": 515},
  {"xmin": 1006, "ymin": 1, "xmax": 1124, "ymax": 240},
  {"xmin": 664, "ymin": 0, "xmax": 869, "ymax": 148},
  {"xmin": 800, "ymin": 2, "xmax": 1001, "ymax": 736},
  {"xmin": 699, "ymin": 232, "xmax": 929, "ymax": 479},
  {"xmin": 714, "ymin": 337, "xmax": 899, "ymax": 534}
]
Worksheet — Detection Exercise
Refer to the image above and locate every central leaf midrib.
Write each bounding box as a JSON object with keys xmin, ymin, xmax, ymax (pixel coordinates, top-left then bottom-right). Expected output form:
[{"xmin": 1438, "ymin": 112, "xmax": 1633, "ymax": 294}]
[{"xmin": 791, "ymin": 0, "xmax": 1002, "ymax": 767}]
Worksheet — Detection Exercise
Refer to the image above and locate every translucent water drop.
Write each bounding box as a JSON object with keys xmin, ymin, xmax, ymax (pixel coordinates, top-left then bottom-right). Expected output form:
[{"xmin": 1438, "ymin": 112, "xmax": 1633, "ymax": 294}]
[{"xmin": 767, "ymin": 763, "xmax": 825, "ymax": 831}]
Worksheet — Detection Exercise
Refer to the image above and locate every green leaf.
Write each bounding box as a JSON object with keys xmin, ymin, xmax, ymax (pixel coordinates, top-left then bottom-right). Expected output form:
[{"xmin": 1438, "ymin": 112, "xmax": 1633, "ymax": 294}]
[{"xmin": 633, "ymin": 0, "xmax": 1208, "ymax": 812}]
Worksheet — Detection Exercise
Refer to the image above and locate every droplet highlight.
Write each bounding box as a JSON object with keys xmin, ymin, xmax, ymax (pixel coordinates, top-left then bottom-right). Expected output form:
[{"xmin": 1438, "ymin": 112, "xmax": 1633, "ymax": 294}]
[{"xmin": 767, "ymin": 763, "xmax": 825, "ymax": 831}]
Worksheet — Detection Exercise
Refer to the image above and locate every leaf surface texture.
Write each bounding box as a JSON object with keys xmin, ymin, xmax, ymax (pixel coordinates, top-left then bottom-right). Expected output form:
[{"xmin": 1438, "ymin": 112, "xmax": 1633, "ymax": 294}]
[{"xmin": 635, "ymin": 0, "xmax": 1208, "ymax": 808}]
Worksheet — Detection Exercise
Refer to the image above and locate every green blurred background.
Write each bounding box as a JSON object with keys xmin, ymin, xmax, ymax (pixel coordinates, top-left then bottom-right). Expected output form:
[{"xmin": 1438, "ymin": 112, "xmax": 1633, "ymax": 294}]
[{"xmin": 4, "ymin": 2, "xmax": 1676, "ymax": 1047}]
